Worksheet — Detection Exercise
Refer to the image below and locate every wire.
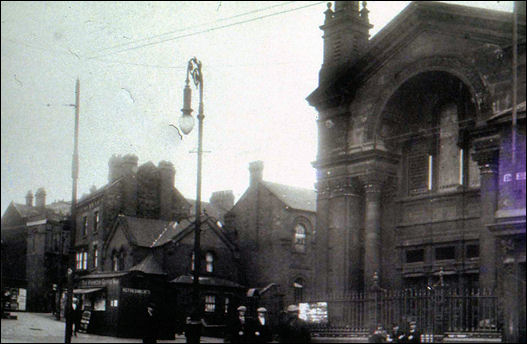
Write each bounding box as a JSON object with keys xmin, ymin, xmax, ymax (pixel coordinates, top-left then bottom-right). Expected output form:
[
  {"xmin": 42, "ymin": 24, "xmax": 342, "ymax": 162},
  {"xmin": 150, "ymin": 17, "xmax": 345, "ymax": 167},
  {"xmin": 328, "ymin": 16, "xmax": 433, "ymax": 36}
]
[
  {"xmin": 86, "ymin": 1, "xmax": 326, "ymax": 60},
  {"xmin": 84, "ymin": 1, "xmax": 296, "ymax": 58}
]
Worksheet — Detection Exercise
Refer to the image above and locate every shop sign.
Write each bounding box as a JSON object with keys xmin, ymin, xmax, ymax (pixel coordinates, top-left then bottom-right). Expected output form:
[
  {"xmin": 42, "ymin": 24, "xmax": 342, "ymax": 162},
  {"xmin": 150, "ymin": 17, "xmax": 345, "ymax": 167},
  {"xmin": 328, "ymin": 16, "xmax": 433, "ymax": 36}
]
[{"xmin": 122, "ymin": 287, "xmax": 151, "ymax": 295}]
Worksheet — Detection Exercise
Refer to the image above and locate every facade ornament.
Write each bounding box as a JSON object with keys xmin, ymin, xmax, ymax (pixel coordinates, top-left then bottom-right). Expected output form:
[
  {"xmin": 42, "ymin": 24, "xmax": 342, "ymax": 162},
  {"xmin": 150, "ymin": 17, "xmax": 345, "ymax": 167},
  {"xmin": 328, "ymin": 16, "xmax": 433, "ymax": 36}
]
[{"xmin": 324, "ymin": 2, "xmax": 334, "ymax": 24}]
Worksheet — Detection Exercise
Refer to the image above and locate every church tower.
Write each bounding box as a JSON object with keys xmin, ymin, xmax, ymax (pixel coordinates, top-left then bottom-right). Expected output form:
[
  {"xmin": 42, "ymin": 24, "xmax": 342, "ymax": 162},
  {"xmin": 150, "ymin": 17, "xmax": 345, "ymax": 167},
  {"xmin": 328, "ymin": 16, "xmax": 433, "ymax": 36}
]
[{"xmin": 319, "ymin": 1, "xmax": 372, "ymax": 82}]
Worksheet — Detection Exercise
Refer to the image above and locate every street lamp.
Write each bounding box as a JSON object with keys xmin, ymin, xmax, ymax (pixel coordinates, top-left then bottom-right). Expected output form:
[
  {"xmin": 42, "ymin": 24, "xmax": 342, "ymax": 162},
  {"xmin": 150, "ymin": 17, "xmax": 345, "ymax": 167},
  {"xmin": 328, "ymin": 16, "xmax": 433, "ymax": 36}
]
[{"xmin": 180, "ymin": 57, "xmax": 204, "ymax": 344}]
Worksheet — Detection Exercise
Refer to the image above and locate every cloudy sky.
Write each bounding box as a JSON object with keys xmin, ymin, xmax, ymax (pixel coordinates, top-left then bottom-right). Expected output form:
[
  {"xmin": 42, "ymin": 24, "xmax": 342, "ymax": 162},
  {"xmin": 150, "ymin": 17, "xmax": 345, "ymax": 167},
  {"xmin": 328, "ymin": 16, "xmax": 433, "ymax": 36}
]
[{"xmin": 1, "ymin": 1, "xmax": 512, "ymax": 214}]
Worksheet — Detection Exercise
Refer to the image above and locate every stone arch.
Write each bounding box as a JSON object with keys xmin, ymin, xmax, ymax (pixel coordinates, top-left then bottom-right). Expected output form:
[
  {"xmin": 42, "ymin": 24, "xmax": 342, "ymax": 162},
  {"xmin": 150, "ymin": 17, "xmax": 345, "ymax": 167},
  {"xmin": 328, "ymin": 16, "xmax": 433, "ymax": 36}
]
[{"xmin": 365, "ymin": 55, "xmax": 492, "ymax": 141}]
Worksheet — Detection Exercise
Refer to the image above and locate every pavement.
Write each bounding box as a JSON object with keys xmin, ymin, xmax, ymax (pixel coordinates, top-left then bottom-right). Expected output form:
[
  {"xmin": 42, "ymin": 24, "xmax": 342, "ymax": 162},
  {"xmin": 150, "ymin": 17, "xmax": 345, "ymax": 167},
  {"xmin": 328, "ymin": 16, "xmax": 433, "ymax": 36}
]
[{"xmin": 1, "ymin": 312, "xmax": 224, "ymax": 343}]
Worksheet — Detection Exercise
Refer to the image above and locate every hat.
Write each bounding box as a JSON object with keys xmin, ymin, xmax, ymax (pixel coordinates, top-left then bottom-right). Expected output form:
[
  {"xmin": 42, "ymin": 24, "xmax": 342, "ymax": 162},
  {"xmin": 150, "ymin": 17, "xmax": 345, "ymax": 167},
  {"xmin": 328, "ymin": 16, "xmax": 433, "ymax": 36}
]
[
  {"xmin": 257, "ymin": 307, "xmax": 267, "ymax": 313},
  {"xmin": 148, "ymin": 301, "xmax": 156, "ymax": 308},
  {"xmin": 409, "ymin": 320, "xmax": 416, "ymax": 325},
  {"xmin": 237, "ymin": 305, "xmax": 247, "ymax": 312},
  {"xmin": 287, "ymin": 304, "xmax": 299, "ymax": 312}
]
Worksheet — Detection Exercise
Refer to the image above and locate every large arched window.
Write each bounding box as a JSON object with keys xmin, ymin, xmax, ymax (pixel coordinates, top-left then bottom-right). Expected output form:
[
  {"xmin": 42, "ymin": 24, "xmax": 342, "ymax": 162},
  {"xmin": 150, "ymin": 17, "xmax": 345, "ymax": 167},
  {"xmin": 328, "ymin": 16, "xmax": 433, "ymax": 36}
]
[{"xmin": 294, "ymin": 224, "xmax": 307, "ymax": 253}]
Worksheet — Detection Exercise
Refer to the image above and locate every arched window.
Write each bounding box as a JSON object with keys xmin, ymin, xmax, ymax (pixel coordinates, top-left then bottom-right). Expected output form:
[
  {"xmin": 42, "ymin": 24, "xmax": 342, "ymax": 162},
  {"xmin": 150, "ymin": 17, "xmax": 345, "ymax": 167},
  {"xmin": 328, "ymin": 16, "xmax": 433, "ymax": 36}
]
[
  {"xmin": 112, "ymin": 254, "xmax": 119, "ymax": 272},
  {"xmin": 294, "ymin": 224, "xmax": 307, "ymax": 252},
  {"xmin": 293, "ymin": 278, "xmax": 304, "ymax": 303},
  {"xmin": 206, "ymin": 252, "xmax": 214, "ymax": 273}
]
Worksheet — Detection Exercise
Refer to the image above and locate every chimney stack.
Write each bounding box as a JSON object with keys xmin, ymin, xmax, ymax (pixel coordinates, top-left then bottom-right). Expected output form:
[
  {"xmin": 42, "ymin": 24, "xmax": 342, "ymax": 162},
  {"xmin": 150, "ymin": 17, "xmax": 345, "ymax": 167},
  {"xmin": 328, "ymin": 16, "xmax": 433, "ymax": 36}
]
[
  {"xmin": 25, "ymin": 190, "xmax": 34, "ymax": 207},
  {"xmin": 35, "ymin": 187, "xmax": 46, "ymax": 208},
  {"xmin": 249, "ymin": 161, "xmax": 264, "ymax": 188},
  {"xmin": 210, "ymin": 190, "xmax": 235, "ymax": 212},
  {"xmin": 159, "ymin": 161, "xmax": 176, "ymax": 220}
]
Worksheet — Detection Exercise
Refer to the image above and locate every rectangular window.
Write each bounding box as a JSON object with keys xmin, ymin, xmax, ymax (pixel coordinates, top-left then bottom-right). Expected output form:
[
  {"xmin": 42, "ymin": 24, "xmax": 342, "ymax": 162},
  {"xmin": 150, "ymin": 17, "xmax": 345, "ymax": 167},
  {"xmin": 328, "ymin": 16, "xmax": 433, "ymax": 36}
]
[
  {"xmin": 428, "ymin": 155, "xmax": 433, "ymax": 190},
  {"xmin": 204, "ymin": 295, "xmax": 216, "ymax": 313},
  {"xmin": 459, "ymin": 148, "xmax": 464, "ymax": 185},
  {"xmin": 82, "ymin": 216, "xmax": 88, "ymax": 236},
  {"xmin": 76, "ymin": 252, "xmax": 81, "ymax": 270},
  {"xmin": 224, "ymin": 297, "xmax": 229, "ymax": 314},
  {"xmin": 466, "ymin": 245, "xmax": 479, "ymax": 259},
  {"xmin": 111, "ymin": 300, "xmax": 118, "ymax": 307},
  {"xmin": 93, "ymin": 245, "xmax": 98, "ymax": 268},
  {"xmin": 82, "ymin": 251, "xmax": 88, "ymax": 270},
  {"xmin": 93, "ymin": 211, "xmax": 100, "ymax": 233},
  {"xmin": 435, "ymin": 246, "xmax": 455, "ymax": 260},
  {"xmin": 406, "ymin": 249, "xmax": 425, "ymax": 263}
]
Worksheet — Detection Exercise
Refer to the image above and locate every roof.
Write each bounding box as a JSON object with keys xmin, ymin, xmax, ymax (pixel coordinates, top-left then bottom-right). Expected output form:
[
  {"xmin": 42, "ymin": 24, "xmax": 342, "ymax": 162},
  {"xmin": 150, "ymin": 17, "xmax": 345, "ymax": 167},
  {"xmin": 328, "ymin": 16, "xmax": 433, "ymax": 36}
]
[
  {"xmin": 129, "ymin": 253, "xmax": 166, "ymax": 275},
  {"xmin": 79, "ymin": 271, "xmax": 129, "ymax": 279},
  {"xmin": 11, "ymin": 201, "xmax": 71, "ymax": 220},
  {"xmin": 169, "ymin": 215, "xmax": 238, "ymax": 252},
  {"xmin": 262, "ymin": 181, "xmax": 316, "ymax": 213},
  {"xmin": 169, "ymin": 275, "xmax": 244, "ymax": 289},
  {"xmin": 117, "ymin": 216, "xmax": 181, "ymax": 248},
  {"xmin": 185, "ymin": 199, "xmax": 227, "ymax": 220}
]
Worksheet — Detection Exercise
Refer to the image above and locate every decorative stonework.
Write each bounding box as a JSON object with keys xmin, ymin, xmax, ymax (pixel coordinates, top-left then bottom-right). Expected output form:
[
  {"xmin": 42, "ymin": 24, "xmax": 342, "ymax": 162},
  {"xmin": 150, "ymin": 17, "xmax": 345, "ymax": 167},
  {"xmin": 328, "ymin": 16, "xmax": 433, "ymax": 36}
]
[{"xmin": 367, "ymin": 55, "xmax": 493, "ymax": 142}]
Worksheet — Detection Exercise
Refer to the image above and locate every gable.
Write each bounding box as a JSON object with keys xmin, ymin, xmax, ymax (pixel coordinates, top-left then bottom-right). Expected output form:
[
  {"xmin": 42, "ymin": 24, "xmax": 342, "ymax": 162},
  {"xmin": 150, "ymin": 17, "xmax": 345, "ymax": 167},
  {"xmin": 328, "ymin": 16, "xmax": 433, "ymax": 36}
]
[
  {"xmin": 1, "ymin": 203, "xmax": 25, "ymax": 227},
  {"xmin": 105, "ymin": 221, "xmax": 131, "ymax": 253}
]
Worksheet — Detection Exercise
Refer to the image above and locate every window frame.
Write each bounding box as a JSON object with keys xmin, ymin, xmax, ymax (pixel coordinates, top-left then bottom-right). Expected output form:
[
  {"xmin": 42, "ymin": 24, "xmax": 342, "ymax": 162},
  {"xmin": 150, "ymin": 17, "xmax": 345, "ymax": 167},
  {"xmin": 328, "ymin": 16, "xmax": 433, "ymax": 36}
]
[
  {"xmin": 293, "ymin": 223, "xmax": 307, "ymax": 253},
  {"xmin": 204, "ymin": 294, "xmax": 216, "ymax": 313},
  {"xmin": 205, "ymin": 251, "xmax": 214, "ymax": 273}
]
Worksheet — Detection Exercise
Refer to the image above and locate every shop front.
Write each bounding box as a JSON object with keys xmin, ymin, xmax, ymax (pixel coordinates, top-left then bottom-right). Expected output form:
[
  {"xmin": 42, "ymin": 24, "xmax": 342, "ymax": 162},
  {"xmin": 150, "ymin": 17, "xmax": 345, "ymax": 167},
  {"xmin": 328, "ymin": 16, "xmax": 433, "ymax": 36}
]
[{"xmin": 74, "ymin": 271, "xmax": 175, "ymax": 338}]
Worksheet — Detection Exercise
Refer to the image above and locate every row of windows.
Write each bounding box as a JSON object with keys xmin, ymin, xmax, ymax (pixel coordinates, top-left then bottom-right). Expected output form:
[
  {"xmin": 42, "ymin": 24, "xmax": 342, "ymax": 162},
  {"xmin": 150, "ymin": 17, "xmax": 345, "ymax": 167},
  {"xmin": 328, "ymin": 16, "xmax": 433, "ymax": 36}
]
[
  {"xmin": 81, "ymin": 210, "xmax": 100, "ymax": 237},
  {"xmin": 406, "ymin": 244, "xmax": 479, "ymax": 263},
  {"xmin": 191, "ymin": 252, "xmax": 215, "ymax": 273},
  {"xmin": 76, "ymin": 245, "xmax": 99, "ymax": 271}
]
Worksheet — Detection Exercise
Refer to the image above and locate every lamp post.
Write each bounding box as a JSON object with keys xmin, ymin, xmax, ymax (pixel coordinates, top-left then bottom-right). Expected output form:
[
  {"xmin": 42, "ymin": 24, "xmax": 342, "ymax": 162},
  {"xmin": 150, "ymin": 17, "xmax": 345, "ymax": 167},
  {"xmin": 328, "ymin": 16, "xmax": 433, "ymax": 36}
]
[{"xmin": 179, "ymin": 57, "xmax": 204, "ymax": 344}]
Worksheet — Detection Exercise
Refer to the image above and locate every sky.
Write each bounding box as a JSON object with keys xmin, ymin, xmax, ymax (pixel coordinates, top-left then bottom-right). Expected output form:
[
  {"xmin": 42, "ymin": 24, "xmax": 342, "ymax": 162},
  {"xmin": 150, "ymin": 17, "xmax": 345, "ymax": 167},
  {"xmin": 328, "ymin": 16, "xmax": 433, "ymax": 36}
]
[{"xmin": 1, "ymin": 1, "xmax": 513, "ymax": 215}]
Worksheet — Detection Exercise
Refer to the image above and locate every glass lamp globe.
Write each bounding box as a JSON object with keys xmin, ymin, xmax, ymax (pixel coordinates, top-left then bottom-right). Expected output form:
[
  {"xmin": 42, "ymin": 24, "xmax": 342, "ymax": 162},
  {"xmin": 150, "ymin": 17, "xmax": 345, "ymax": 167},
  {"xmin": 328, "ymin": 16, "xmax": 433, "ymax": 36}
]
[{"xmin": 179, "ymin": 113, "xmax": 195, "ymax": 135}]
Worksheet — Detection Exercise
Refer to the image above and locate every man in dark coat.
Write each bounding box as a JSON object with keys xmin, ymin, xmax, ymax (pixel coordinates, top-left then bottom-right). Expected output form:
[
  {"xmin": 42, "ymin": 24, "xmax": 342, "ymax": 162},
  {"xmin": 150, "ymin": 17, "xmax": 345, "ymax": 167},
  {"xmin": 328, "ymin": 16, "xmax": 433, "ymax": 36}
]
[
  {"xmin": 225, "ymin": 305, "xmax": 252, "ymax": 343},
  {"xmin": 406, "ymin": 321, "xmax": 421, "ymax": 343},
  {"xmin": 142, "ymin": 302, "xmax": 159, "ymax": 343},
  {"xmin": 253, "ymin": 307, "xmax": 272, "ymax": 343},
  {"xmin": 67, "ymin": 298, "xmax": 82, "ymax": 337},
  {"xmin": 278, "ymin": 304, "xmax": 311, "ymax": 343}
]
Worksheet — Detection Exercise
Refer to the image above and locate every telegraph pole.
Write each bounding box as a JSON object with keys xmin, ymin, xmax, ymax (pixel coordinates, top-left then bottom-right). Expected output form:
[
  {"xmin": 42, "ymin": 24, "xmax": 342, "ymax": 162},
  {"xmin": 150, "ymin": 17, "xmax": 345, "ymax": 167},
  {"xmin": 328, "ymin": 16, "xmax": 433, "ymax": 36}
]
[{"xmin": 65, "ymin": 78, "xmax": 80, "ymax": 344}]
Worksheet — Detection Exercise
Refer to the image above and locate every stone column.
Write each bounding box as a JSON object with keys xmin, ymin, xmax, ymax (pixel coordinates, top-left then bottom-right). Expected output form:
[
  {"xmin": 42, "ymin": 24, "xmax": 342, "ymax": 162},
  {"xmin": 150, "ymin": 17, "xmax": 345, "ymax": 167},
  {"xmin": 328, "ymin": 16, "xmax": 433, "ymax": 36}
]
[
  {"xmin": 362, "ymin": 178, "xmax": 383, "ymax": 291},
  {"xmin": 472, "ymin": 135, "xmax": 500, "ymax": 290}
]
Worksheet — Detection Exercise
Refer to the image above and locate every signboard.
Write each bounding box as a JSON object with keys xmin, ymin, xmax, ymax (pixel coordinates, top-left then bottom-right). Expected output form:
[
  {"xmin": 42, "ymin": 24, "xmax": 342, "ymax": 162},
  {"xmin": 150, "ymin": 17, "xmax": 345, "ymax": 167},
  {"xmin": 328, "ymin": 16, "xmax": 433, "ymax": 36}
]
[
  {"xmin": 299, "ymin": 302, "xmax": 328, "ymax": 324},
  {"xmin": 79, "ymin": 310, "xmax": 91, "ymax": 333}
]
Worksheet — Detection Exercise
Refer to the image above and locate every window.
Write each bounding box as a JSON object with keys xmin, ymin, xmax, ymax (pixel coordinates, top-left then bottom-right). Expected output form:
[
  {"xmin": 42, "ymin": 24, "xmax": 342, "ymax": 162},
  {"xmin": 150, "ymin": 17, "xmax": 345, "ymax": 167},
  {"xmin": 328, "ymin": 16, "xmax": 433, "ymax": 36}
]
[
  {"xmin": 224, "ymin": 297, "xmax": 229, "ymax": 314},
  {"xmin": 110, "ymin": 300, "xmax": 118, "ymax": 307},
  {"xmin": 93, "ymin": 211, "xmax": 100, "ymax": 233},
  {"xmin": 190, "ymin": 252, "xmax": 195, "ymax": 271},
  {"xmin": 204, "ymin": 295, "xmax": 216, "ymax": 313},
  {"xmin": 206, "ymin": 252, "xmax": 214, "ymax": 273},
  {"xmin": 428, "ymin": 155, "xmax": 434, "ymax": 190},
  {"xmin": 82, "ymin": 251, "xmax": 88, "ymax": 270},
  {"xmin": 82, "ymin": 215, "xmax": 88, "ymax": 236},
  {"xmin": 294, "ymin": 224, "xmax": 307, "ymax": 253},
  {"xmin": 466, "ymin": 245, "xmax": 479, "ymax": 259},
  {"xmin": 459, "ymin": 148, "xmax": 464, "ymax": 185},
  {"xmin": 113, "ymin": 254, "xmax": 119, "ymax": 272},
  {"xmin": 93, "ymin": 245, "xmax": 99, "ymax": 268},
  {"xmin": 435, "ymin": 246, "xmax": 455, "ymax": 260},
  {"xmin": 76, "ymin": 250, "xmax": 88, "ymax": 270},
  {"xmin": 406, "ymin": 249, "xmax": 424, "ymax": 263},
  {"xmin": 294, "ymin": 279, "xmax": 304, "ymax": 303}
]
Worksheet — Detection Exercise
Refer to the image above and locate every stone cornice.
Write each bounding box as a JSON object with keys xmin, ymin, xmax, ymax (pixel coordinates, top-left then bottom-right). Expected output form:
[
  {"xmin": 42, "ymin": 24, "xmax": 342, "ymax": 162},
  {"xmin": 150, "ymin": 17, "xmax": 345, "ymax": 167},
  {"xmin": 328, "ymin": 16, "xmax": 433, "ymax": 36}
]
[
  {"xmin": 471, "ymin": 134, "xmax": 500, "ymax": 169},
  {"xmin": 313, "ymin": 148, "xmax": 400, "ymax": 169}
]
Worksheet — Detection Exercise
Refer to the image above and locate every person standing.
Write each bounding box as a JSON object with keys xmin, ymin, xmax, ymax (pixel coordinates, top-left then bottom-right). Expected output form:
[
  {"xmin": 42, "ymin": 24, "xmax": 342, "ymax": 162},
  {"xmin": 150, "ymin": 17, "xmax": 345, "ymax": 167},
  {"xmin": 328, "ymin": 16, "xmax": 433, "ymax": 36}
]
[
  {"xmin": 387, "ymin": 323, "xmax": 405, "ymax": 343},
  {"xmin": 253, "ymin": 307, "xmax": 272, "ymax": 343},
  {"xmin": 225, "ymin": 305, "xmax": 252, "ymax": 343},
  {"xmin": 278, "ymin": 304, "xmax": 311, "ymax": 343},
  {"xmin": 406, "ymin": 321, "xmax": 421, "ymax": 343},
  {"xmin": 142, "ymin": 301, "xmax": 159, "ymax": 343},
  {"xmin": 369, "ymin": 324, "xmax": 387, "ymax": 343},
  {"xmin": 67, "ymin": 297, "xmax": 82, "ymax": 337}
]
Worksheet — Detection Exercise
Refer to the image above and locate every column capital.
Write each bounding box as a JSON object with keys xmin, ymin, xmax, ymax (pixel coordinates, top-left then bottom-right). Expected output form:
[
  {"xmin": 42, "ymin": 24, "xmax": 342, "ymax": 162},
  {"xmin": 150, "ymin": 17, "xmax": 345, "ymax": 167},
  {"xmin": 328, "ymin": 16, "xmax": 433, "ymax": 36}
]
[{"xmin": 358, "ymin": 173, "xmax": 389, "ymax": 194}]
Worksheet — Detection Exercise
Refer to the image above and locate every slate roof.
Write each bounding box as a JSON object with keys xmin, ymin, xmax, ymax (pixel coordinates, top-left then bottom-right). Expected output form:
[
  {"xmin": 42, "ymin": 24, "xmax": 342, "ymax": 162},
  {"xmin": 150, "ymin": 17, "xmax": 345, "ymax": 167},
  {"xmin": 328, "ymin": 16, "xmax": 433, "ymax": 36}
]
[
  {"xmin": 118, "ymin": 216, "xmax": 181, "ymax": 248},
  {"xmin": 129, "ymin": 253, "xmax": 166, "ymax": 275},
  {"xmin": 262, "ymin": 181, "xmax": 316, "ymax": 213},
  {"xmin": 12, "ymin": 200, "xmax": 71, "ymax": 220}
]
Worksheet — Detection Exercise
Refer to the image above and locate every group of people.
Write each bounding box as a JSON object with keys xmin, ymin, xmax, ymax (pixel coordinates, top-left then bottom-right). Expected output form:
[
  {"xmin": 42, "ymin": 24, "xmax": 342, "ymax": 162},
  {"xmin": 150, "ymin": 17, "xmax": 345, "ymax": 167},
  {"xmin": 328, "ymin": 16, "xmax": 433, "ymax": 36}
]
[
  {"xmin": 225, "ymin": 304, "xmax": 310, "ymax": 343},
  {"xmin": 369, "ymin": 321, "xmax": 422, "ymax": 343}
]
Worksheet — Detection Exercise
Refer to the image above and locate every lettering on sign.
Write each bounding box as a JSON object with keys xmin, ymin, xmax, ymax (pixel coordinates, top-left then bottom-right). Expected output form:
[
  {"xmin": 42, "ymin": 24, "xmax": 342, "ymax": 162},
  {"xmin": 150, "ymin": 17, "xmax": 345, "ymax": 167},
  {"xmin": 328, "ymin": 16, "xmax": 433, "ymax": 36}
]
[{"xmin": 122, "ymin": 288, "xmax": 151, "ymax": 295}]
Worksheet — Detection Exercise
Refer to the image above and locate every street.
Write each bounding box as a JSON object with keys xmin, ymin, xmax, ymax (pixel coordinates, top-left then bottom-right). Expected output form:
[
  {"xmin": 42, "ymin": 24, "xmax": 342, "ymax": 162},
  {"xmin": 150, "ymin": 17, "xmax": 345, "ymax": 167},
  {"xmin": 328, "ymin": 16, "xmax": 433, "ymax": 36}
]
[{"xmin": 1, "ymin": 312, "xmax": 223, "ymax": 343}]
